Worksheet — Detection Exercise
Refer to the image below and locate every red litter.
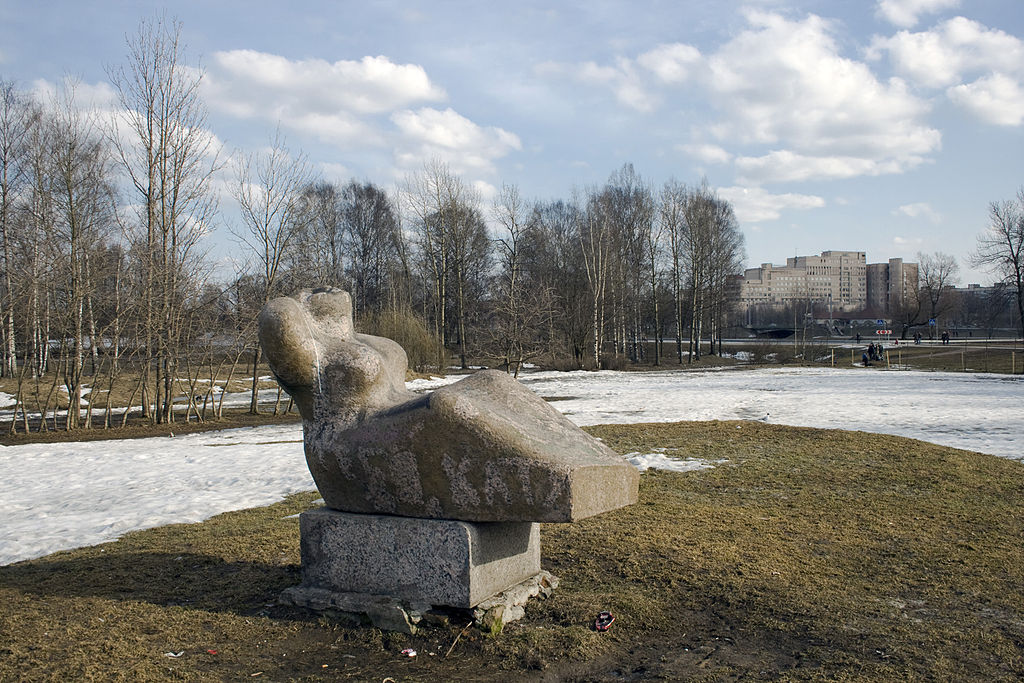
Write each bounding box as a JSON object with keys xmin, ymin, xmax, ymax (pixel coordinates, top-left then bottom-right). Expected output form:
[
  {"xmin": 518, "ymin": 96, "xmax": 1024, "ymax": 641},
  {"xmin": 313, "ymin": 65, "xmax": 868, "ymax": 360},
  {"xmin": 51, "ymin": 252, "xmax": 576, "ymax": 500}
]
[{"xmin": 594, "ymin": 611, "xmax": 615, "ymax": 631}]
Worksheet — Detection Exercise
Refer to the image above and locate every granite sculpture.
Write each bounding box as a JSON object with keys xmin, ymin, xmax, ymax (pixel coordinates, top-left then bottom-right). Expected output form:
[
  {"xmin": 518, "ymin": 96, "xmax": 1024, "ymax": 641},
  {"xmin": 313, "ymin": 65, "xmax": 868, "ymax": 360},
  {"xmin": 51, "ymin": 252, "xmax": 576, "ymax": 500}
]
[
  {"xmin": 258, "ymin": 287, "xmax": 638, "ymax": 631},
  {"xmin": 258, "ymin": 287, "xmax": 639, "ymax": 523}
]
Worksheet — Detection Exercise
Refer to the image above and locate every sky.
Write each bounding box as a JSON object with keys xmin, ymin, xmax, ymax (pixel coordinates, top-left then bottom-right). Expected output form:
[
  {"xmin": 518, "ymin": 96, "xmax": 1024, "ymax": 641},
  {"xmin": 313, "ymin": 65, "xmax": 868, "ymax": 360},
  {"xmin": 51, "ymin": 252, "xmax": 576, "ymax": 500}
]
[
  {"xmin": 2, "ymin": 365, "xmax": 1022, "ymax": 565},
  {"xmin": 0, "ymin": 0, "xmax": 1022, "ymax": 284}
]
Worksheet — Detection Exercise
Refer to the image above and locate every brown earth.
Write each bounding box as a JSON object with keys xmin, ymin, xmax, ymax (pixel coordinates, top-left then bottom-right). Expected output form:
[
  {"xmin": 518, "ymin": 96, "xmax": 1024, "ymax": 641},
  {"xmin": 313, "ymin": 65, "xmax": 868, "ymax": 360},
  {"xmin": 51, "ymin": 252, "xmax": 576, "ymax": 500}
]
[{"xmin": 2, "ymin": 420, "xmax": 1023, "ymax": 681}]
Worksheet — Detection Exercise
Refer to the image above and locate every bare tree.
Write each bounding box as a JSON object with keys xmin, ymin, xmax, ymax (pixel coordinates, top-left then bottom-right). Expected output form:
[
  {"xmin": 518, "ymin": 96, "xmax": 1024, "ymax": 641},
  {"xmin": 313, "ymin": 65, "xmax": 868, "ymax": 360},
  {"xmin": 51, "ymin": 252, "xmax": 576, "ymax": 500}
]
[
  {"xmin": 600, "ymin": 164, "xmax": 655, "ymax": 363},
  {"xmin": 892, "ymin": 279, "xmax": 924, "ymax": 339},
  {"xmin": 401, "ymin": 159, "xmax": 484, "ymax": 369},
  {"xmin": 530, "ymin": 199, "xmax": 589, "ymax": 366},
  {"xmin": 972, "ymin": 190, "xmax": 1024, "ymax": 339},
  {"xmin": 490, "ymin": 183, "xmax": 544, "ymax": 375},
  {"xmin": 917, "ymin": 251, "xmax": 960, "ymax": 337},
  {"xmin": 232, "ymin": 129, "xmax": 313, "ymax": 413},
  {"xmin": 679, "ymin": 182, "xmax": 744, "ymax": 361},
  {"xmin": 660, "ymin": 179, "xmax": 688, "ymax": 362},
  {"xmin": 107, "ymin": 14, "xmax": 220, "ymax": 423},
  {"xmin": 402, "ymin": 159, "xmax": 454, "ymax": 355},
  {"xmin": 578, "ymin": 190, "xmax": 611, "ymax": 366},
  {"xmin": 46, "ymin": 81, "xmax": 117, "ymax": 428},
  {"xmin": 341, "ymin": 180, "xmax": 402, "ymax": 317},
  {"xmin": 0, "ymin": 80, "xmax": 35, "ymax": 378},
  {"xmin": 287, "ymin": 182, "xmax": 345, "ymax": 288}
]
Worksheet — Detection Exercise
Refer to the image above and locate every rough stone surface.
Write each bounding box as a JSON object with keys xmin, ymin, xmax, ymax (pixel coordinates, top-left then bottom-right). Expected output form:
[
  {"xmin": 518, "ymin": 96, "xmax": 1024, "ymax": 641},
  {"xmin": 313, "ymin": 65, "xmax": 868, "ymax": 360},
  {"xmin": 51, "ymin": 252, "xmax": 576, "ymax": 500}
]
[
  {"xmin": 293, "ymin": 508, "xmax": 540, "ymax": 608},
  {"xmin": 281, "ymin": 568, "xmax": 560, "ymax": 634},
  {"xmin": 258, "ymin": 288, "xmax": 639, "ymax": 523},
  {"xmin": 471, "ymin": 570, "xmax": 560, "ymax": 633}
]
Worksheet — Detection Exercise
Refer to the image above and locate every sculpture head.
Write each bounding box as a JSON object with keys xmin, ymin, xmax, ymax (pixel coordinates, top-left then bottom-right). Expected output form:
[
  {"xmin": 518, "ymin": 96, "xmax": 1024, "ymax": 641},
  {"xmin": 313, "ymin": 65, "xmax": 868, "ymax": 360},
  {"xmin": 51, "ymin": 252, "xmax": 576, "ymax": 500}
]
[{"xmin": 258, "ymin": 287, "xmax": 410, "ymax": 423}]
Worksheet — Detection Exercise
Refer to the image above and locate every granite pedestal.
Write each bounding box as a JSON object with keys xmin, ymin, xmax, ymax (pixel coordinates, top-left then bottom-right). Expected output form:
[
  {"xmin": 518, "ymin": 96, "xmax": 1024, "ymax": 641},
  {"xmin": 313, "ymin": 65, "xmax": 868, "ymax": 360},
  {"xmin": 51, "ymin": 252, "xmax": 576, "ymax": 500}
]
[{"xmin": 281, "ymin": 507, "xmax": 551, "ymax": 632}]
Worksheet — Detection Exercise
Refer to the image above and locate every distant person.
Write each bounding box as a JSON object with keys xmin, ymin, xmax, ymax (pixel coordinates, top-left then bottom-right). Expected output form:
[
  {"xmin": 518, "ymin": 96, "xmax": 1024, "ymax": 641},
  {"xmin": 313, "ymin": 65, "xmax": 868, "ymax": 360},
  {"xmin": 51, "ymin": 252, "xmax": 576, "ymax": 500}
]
[
  {"xmin": 862, "ymin": 351, "xmax": 871, "ymax": 366},
  {"xmin": 856, "ymin": 333, "xmax": 861, "ymax": 343}
]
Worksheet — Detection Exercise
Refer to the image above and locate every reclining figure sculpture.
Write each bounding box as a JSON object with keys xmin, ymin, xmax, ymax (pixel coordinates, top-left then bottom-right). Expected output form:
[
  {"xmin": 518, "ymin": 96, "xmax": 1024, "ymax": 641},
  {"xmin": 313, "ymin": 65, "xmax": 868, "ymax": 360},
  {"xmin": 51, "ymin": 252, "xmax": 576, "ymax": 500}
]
[{"xmin": 258, "ymin": 288, "xmax": 638, "ymax": 523}]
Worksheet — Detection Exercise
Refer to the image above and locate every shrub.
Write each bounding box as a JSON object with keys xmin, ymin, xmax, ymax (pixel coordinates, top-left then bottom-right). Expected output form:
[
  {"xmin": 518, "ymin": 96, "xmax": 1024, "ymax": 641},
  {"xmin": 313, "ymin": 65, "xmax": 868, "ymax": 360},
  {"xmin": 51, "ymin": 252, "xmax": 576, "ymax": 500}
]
[
  {"xmin": 547, "ymin": 355, "xmax": 585, "ymax": 372},
  {"xmin": 599, "ymin": 353, "xmax": 628, "ymax": 371},
  {"xmin": 356, "ymin": 309, "xmax": 446, "ymax": 372}
]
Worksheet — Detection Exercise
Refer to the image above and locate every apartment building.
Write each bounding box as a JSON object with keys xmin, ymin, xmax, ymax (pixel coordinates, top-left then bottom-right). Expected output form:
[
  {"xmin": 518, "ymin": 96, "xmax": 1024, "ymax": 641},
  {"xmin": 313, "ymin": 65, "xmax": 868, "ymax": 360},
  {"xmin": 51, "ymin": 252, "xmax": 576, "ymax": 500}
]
[
  {"xmin": 739, "ymin": 250, "xmax": 868, "ymax": 312},
  {"xmin": 866, "ymin": 258, "xmax": 919, "ymax": 314}
]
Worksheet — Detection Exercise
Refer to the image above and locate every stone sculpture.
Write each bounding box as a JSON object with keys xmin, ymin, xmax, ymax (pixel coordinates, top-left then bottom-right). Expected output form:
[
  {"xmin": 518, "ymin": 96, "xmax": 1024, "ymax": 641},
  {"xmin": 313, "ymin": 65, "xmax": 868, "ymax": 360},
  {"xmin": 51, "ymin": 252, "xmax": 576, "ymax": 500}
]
[
  {"xmin": 258, "ymin": 287, "xmax": 639, "ymax": 632},
  {"xmin": 258, "ymin": 287, "xmax": 639, "ymax": 522}
]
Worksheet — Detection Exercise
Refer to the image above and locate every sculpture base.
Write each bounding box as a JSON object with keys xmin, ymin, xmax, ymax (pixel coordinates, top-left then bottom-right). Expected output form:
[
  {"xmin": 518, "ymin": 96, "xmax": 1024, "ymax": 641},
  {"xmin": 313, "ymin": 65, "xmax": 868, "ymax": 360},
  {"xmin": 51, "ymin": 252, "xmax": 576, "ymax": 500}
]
[
  {"xmin": 281, "ymin": 508, "xmax": 554, "ymax": 632},
  {"xmin": 281, "ymin": 570, "xmax": 559, "ymax": 634}
]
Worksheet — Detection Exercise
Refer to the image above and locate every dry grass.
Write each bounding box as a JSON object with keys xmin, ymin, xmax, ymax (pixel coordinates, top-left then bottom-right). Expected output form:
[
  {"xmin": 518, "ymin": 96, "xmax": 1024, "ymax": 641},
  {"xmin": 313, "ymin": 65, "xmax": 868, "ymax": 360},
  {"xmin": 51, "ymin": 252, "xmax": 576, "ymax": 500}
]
[{"xmin": 2, "ymin": 421, "xmax": 1023, "ymax": 681}]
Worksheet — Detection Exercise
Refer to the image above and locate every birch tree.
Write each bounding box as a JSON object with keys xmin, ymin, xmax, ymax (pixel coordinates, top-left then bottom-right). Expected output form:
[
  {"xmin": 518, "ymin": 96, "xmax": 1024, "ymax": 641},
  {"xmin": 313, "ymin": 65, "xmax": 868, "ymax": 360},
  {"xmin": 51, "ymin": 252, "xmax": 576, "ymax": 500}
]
[
  {"xmin": 0, "ymin": 80, "xmax": 35, "ymax": 378},
  {"xmin": 660, "ymin": 179, "xmax": 688, "ymax": 363},
  {"xmin": 680, "ymin": 182, "xmax": 743, "ymax": 361},
  {"xmin": 107, "ymin": 14, "xmax": 220, "ymax": 423},
  {"xmin": 232, "ymin": 130, "xmax": 313, "ymax": 413},
  {"xmin": 579, "ymin": 190, "xmax": 611, "ymax": 365},
  {"xmin": 48, "ymin": 80, "xmax": 117, "ymax": 428},
  {"xmin": 401, "ymin": 159, "xmax": 483, "ymax": 368}
]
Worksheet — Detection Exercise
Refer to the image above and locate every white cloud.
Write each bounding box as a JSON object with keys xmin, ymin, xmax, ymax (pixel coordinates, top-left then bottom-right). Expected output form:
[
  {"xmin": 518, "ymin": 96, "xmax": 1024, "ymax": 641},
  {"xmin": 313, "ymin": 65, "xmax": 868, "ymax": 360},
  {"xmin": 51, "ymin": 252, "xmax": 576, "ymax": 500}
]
[
  {"xmin": 735, "ymin": 150, "xmax": 925, "ymax": 184},
  {"xmin": 472, "ymin": 180, "xmax": 498, "ymax": 202},
  {"xmin": 637, "ymin": 43, "xmax": 702, "ymax": 83},
  {"xmin": 705, "ymin": 10, "xmax": 939, "ymax": 166},
  {"xmin": 893, "ymin": 235, "xmax": 926, "ymax": 249},
  {"xmin": 391, "ymin": 107, "xmax": 522, "ymax": 174},
  {"xmin": 29, "ymin": 78, "xmax": 119, "ymax": 112},
  {"xmin": 681, "ymin": 143, "xmax": 732, "ymax": 164},
  {"xmin": 894, "ymin": 202, "xmax": 942, "ymax": 222},
  {"xmin": 535, "ymin": 59, "xmax": 657, "ymax": 112},
  {"xmin": 717, "ymin": 186, "xmax": 825, "ymax": 223},
  {"xmin": 537, "ymin": 10, "xmax": 943, "ymax": 184},
  {"xmin": 208, "ymin": 51, "xmax": 445, "ymax": 115},
  {"xmin": 200, "ymin": 50, "xmax": 525, "ymax": 182},
  {"xmin": 947, "ymin": 73, "xmax": 1024, "ymax": 126},
  {"xmin": 870, "ymin": 17, "xmax": 1024, "ymax": 89},
  {"xmin": 875, "ymin": 0, "xmax": 960, "ymax": 28},
  {"xmin": 201, "ymin": 51, "xmax": 446, "ymax": 147},
  {"xmin": 319, "ymin": 162, "xmax": 350, "ymax": 182}
]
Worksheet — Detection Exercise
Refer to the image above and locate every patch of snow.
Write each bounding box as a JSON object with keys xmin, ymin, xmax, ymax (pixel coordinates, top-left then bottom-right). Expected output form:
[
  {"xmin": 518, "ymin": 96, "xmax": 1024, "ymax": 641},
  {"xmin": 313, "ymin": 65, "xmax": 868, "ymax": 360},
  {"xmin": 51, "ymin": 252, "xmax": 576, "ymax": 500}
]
[
  {"xmin": 406, "ymin": 375, "xmax": 462, "ymax": 392},
  {"xmin": 516, "ymin": 367, "xmax": 1024, "ymax": 460},
  {"xmin": 0, "ymin": 424, "xmax": 310, "ymax": 566},
  {"xmin": 626, "ymin": 451, "xmax": 723, "ymax": 472}
]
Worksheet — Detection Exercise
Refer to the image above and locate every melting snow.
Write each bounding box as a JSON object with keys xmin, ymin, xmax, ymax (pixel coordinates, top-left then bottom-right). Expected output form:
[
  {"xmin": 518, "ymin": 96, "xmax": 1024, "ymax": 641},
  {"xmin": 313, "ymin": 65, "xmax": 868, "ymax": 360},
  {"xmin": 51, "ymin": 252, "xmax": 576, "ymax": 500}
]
[{"xmin": 2, "ymin": 367, "xmax": 1022, "ymax": 565}]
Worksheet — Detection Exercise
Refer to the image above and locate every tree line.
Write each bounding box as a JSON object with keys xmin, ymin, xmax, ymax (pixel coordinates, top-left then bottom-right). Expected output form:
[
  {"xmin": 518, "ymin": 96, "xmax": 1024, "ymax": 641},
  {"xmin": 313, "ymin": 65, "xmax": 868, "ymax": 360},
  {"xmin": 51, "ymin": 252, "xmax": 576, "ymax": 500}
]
[{"xmin": 0, "ymin": 17, "xmax": 747, "ymax": 432}]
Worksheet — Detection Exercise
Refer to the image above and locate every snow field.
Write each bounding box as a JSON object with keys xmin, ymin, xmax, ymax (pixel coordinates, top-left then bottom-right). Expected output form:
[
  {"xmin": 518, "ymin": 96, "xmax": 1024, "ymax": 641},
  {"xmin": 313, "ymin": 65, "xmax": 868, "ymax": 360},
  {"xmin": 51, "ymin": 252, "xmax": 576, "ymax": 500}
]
[{"xmin": 1, "ymin": 367, "xmax": 1021, "ymax": 565}]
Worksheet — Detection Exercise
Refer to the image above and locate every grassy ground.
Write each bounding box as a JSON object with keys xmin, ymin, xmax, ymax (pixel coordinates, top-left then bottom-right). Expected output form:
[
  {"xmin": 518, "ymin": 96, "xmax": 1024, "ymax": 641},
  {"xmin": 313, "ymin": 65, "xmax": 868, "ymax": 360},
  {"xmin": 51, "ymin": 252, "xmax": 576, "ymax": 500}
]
[
  {"xmin": 599, "ymin": 339, "xmax": 1023, "ymax": 374},
  {"xmin": 2, "ymin": 420, "xmax": 1023, "ymax": 681},
  {"xmin": 0, "ymin": 408, "xmax": 301, "ymax": 446}
]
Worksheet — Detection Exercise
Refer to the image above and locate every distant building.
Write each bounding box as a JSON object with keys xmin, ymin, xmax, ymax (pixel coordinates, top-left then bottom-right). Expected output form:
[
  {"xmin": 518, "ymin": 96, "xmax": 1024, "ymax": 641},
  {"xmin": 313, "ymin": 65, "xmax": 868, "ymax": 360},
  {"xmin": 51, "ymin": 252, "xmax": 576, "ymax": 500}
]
[
  {"xmin": 739, "ymin": 250, "xmax": 867, "ymax": 312},
  {"xmin": 739, "ymin": 251, "xmax": 918, "ymax": 315},
  {"xmin": 866, "ymin": 258, "xmax": 918, "ymax": 314}
]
